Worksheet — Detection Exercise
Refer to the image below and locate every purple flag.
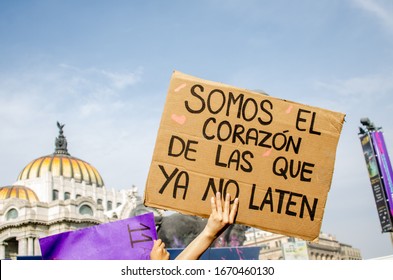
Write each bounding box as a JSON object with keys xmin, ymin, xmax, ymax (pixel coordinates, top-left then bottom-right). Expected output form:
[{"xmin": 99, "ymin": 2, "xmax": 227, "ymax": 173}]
[
  {"xmin": 371, "ymin": 131, "xmax": 393, "ymax": 218},
  {"xmin": 39, "ymin": 212, "xmax": 157, "ymax": 260}
]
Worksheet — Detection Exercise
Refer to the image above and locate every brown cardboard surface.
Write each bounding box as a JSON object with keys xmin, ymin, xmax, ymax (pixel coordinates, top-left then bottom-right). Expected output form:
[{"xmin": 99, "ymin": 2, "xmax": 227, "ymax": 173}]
[{"xmin": 144, "ymin": 71, "xmax": 345, "ymax": 241}]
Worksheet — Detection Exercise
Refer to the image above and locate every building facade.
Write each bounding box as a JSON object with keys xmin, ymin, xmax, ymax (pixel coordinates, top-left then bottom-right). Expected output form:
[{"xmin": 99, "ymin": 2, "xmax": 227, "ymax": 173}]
[
  {"xmin": 244, "ymin": 228, "xmax": 362, "ymax": 260},
  {"xmin": 0, "ymin": 123, "xmax": 157, "ymax": 259}
]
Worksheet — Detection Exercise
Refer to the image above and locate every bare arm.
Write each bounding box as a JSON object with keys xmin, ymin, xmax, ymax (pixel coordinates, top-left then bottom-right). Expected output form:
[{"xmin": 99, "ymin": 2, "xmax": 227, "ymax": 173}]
[{"xmin": 175, "ymin": 192, "xmax": 239, "ymax": 260}]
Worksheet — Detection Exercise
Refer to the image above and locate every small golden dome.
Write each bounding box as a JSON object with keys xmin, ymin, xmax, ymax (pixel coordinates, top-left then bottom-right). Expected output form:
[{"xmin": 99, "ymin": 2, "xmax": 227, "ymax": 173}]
[{"xmin": 0, "ymin": 185, "xmax": 39, "ymax": 202}]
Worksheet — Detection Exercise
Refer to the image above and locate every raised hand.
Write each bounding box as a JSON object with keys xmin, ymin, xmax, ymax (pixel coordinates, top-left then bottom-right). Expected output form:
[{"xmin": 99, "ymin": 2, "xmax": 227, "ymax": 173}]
[
  {"xmin": 175, "ymin": 192, "xmax": 239, "ymax": 260},
  {"xmin": 204, "ymin": 192, "xmax": 239, "ymax": 239},
  {"xmin": 150, "ymin": 239, "xmax": 170, "ymax": 260}
]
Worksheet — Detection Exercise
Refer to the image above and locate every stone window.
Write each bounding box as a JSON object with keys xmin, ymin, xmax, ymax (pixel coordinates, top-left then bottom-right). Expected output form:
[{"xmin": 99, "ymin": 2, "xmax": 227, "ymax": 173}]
[
  {"xmin": 79, "ymin": 204, "xmax": 93, "ymax": 216},
  {"xmin": 6, "ymin": 208, "xmax": 18, "ymax": 220},
  {"xmin": 52, "ymin": 190, "xmax": 59, "ymax": 201},
  {"xmin": 107, "ymin": 201, "xmax": 112, "ymax": 211}
]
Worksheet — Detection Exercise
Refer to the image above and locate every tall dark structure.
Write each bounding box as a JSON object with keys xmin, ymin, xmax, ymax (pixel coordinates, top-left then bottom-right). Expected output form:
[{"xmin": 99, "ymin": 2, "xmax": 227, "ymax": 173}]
[
  {"xmin": 358, "ymin": 118, "xmax": 393, "ymax": 233},
  {"xmin": 55, "ymin": 121, "xmax": 70, "ymax": 155}
]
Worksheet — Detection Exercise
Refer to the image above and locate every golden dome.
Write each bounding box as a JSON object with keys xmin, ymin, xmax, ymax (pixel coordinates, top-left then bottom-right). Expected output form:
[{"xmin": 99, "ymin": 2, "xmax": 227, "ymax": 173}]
[
  {"xmin": 17, "ymin": 122, "xmax": 104, "ymax": 188},
  {"xmin": 17, "ymin": 154, "xmax": 104, "ymax": 187},
  {"xmin": 0, "ymin": 185, "xmax": 39, "ymax": 202}
]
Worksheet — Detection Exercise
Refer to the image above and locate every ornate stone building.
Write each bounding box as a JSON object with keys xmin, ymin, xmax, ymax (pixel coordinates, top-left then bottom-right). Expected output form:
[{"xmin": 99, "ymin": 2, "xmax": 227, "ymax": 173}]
[
  {"xmin": 0, "ymin": 123, "xmax": 156, "ymax": 259},
  {"xmin": 244, "ymin": 228, "xmax": 362, "ymax": 260}
]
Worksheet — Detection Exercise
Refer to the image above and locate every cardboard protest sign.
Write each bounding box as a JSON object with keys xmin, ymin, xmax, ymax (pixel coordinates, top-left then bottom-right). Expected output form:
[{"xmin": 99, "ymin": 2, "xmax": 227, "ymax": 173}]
[
  {"xmin": 39, "ymin": 212, "xmax": 157, "ymax": 260},
  {"xmin": 144, "ymin": 71, "xmax": 345, "ymax": 241}
]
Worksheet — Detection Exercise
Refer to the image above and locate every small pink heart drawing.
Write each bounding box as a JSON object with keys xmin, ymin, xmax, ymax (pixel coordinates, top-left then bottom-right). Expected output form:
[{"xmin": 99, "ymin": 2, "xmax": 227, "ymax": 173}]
[
  {"xmin": 171, "ymin": 114, "xmax": 186, "ymax": 125},
  {"xmin": 262, "ymin": 149, "xmax": 272, "ymax": 157},
  {"xmin": 175, "ymin": 83, "xmax": 187, "ymax": 92}
]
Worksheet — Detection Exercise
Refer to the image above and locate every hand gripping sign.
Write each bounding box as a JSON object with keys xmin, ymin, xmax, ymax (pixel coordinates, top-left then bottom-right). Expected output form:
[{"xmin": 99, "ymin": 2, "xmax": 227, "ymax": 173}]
[{"xmin": 144, "ymin": 71, "xmax": 345, "ymax": 242}]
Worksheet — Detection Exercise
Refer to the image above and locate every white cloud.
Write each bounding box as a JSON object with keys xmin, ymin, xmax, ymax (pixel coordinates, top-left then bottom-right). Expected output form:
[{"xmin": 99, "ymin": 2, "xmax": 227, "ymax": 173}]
[
  {"xmin": 100, "ymin": 69, "xmax": 142, "ymax": 90},
  {"xmin": 80, "ymin": 102, "xmax": 103, "ymax": 116},
  {"xmin": 0, "ymin": 64, "xmax": 144, "ymax": 118},
  {"xmin": 314, "ymin": 72, "xmax": 393, "ymax": 97},
  {"xmin": 59, "ymin": 64, "xmax": 143, "ymax": 96},
  {"xmin": 352, "ymin": 0, "xmax": 393, "ymax": 33}
]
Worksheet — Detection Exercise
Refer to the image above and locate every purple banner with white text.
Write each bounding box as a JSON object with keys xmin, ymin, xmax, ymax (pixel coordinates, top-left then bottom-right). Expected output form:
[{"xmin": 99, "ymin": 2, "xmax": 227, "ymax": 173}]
[
  {"xmin": 371, "ymin": 131, "xmax": 393, "ymax": 218},
  {"xmin": 359, "ymin": 134, "xmax": 393, "ymax": 232}
]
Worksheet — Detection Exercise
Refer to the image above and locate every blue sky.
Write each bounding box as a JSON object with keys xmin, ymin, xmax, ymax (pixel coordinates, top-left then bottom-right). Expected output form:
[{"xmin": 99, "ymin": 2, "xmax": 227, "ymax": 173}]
[{"xmin": 1, "ymin": 0, "xmax": 393, "ymax": 259}]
